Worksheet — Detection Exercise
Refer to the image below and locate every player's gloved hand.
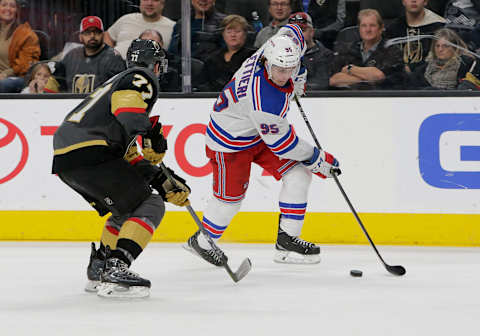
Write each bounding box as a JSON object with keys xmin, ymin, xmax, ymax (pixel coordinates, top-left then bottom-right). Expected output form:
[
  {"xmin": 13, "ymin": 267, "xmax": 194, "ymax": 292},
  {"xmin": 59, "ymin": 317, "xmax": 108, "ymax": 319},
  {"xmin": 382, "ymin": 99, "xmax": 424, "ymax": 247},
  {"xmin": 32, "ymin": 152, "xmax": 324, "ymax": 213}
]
[
  {"xmin": 303, "ymin": 147, "xmax": 341, "ymax": 178},
  {"xmin": 150, "ymin": 168, "xmax": 191, "ymax": 207},
  {"xmin": 142, "ymin": 115, "xmax": 167, "ymax": 164},
  {"xmin": 294, "ymin": 66, "xmax": 307, "ymax": 97}
]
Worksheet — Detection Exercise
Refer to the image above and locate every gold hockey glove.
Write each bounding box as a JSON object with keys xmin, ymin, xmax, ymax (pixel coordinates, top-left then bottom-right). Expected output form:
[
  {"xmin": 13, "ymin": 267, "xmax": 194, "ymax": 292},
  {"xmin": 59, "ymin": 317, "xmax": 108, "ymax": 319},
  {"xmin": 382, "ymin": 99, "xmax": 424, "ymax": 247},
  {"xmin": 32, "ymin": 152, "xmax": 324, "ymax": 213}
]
[{"xmin": 150, "ymin": 168, "xmax": 191, "ymax": 207}]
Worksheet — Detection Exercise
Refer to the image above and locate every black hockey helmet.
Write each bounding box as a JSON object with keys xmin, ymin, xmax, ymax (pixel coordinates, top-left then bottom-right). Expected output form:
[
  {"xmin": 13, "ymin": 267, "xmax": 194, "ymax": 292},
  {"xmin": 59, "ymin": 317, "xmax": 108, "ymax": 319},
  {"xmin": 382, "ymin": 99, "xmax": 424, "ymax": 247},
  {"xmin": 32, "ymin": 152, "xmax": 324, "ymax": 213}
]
[{"xmin": 126, "ymin": 38, "xmax": 167, "ymax": 73}]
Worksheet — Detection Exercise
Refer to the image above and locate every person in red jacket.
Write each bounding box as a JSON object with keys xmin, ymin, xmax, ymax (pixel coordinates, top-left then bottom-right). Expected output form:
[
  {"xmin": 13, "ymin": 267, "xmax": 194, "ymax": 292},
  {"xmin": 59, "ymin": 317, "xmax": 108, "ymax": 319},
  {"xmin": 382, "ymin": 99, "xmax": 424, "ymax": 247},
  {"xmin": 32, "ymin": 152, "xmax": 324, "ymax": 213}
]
[{"xmin": 0, "ymin": 0, "xmax": 40, "ymax": 92}]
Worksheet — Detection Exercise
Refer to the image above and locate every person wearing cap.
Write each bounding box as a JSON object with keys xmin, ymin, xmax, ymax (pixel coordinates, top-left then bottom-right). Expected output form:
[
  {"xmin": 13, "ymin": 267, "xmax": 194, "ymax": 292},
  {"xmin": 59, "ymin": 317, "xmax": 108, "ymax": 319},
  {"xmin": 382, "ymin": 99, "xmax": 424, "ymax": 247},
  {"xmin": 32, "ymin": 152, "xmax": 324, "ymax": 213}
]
[
  {"xmin": 289, "ymin": 11, "xmax": 333, "ymax": 91},
  {"xmin": 47, "ymin": 16, "xmax": 126, "ymax": 93},
  {"xmin": 328, "ymin": 9, "xmax": 404, "ymax": 90},
  {"xmin": 104, "ymin": 0, "xmax": 175, "ymax": 60},
  {"xmin": 254, "ymin": 0, "xmax": 293, "ymax": 48}
]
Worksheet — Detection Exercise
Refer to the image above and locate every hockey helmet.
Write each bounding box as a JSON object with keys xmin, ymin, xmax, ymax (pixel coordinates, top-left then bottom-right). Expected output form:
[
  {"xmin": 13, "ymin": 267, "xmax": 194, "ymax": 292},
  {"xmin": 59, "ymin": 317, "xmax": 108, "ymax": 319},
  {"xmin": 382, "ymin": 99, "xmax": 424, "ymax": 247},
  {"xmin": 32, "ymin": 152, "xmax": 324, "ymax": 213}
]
[
  {"xmin": 126, "ymin": 38, "xmax": 167, "ymax": 74},
  {"xmin": 263, "ymin": 35, "xmax": 301, "ymax": 80}
]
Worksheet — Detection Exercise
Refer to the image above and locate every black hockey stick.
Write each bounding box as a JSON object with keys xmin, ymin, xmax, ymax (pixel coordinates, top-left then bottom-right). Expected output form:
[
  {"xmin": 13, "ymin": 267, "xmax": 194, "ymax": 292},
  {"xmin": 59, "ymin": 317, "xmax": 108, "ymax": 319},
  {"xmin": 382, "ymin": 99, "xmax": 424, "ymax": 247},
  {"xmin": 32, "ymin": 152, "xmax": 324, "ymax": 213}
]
[
  {"xmin": 158, "ymin": 163, "xmax": 252, "ymax": 282},
  {"xmin": 293, "ymin": 96, "xmax": 406, "ymax": 276}
]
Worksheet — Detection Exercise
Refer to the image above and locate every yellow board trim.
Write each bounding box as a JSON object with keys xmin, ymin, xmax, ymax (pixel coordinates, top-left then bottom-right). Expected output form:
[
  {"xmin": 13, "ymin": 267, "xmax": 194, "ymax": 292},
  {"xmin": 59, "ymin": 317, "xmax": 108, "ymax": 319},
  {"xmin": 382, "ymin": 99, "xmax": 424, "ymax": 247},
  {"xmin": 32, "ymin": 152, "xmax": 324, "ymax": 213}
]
[
  {"xmin": 0, "ymin": 211, "xmax": 479, "ymax": 246},
  {"xmin": 54, "ymin": 140, "xmax": 108, "ymax": 155}
]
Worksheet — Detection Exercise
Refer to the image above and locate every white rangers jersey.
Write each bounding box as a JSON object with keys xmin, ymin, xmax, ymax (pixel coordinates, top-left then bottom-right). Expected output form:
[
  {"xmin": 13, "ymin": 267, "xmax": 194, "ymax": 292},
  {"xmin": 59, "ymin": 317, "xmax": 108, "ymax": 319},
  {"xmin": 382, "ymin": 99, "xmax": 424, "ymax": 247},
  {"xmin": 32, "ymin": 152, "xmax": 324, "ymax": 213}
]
[{"xmin": 205, "ymin": 24, "xmax": 315, "ymax": 162}]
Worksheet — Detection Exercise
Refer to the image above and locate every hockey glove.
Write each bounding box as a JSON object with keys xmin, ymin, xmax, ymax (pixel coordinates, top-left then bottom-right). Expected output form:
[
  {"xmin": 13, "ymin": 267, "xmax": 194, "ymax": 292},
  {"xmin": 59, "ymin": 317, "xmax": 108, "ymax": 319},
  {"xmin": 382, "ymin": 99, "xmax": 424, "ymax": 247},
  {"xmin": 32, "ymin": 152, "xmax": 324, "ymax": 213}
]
[
  {"xmin": 294, "ymin": 66, "xmax": 307, "ymax": 97},
  {"xmin": 142, "ymin": 115, "xmax": 167, "ymax": 165},
  {"xmin": 303, "ymin": 147, "xmax": 341, "ymax": 178},
  {"xmin": 150, "ymin": 168, "xmax": 191, "ymax": 207}
]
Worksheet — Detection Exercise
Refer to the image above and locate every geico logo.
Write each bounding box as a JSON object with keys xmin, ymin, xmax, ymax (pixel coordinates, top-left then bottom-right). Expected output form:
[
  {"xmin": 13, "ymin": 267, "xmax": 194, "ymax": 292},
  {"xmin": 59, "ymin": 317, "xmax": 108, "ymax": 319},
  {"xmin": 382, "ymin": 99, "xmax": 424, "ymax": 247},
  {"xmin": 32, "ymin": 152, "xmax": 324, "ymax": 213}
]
[
  {"xmin": 419, "ymin": 113, "xmax": 480, "ymax": 189},
  {"xmin": 0, "ymin": 118, "xmax": 29, "ymax": 184}
]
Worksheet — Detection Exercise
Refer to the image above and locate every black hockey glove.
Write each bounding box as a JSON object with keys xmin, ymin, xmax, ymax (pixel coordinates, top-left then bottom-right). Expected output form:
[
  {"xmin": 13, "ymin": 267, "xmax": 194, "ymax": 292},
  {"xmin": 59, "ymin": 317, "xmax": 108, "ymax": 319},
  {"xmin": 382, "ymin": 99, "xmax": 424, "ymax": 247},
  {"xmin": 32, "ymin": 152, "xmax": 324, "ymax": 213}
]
[
  {"xmin": 150, "ymin": 167, "xmax": 191, "ymax": 207},
  {"xmin": 142, "ymin": 115, "xmax": 167, "ymax": 165}
]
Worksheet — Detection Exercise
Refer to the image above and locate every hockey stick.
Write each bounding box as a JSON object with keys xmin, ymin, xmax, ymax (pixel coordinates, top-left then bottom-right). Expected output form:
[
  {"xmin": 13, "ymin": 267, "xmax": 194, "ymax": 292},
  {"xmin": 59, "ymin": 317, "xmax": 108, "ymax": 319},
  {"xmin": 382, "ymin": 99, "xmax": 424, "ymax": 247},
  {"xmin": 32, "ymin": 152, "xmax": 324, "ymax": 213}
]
[
  {"xmin": 293, "ymin": 95, "xmax": 406, "ymax": 276},
  {"xmin": 158, "ymin": 163, "xmax": 252, "ymax": 282}
]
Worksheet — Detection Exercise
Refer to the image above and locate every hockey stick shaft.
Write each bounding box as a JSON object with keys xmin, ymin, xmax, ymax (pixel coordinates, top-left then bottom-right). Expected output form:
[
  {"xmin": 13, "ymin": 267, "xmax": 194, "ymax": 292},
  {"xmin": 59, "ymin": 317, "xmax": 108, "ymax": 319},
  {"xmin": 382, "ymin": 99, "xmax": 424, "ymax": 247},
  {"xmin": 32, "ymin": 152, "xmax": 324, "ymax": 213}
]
[
  {"xmin": 158, "ymin": 163, "xmax": 252, "ymax": 282},
  {"xmin": 293, "ymin": 96, "xmax": 405, "ymax": 276}
]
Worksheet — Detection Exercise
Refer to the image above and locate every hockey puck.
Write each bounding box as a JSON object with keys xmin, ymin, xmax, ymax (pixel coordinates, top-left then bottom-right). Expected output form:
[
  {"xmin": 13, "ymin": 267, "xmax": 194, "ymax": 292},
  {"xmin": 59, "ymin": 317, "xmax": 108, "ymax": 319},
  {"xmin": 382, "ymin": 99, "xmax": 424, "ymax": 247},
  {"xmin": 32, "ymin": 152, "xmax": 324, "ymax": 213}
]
[{"xmin": 350, "ymin": 270, "xmax": 363, "ymax": 277}]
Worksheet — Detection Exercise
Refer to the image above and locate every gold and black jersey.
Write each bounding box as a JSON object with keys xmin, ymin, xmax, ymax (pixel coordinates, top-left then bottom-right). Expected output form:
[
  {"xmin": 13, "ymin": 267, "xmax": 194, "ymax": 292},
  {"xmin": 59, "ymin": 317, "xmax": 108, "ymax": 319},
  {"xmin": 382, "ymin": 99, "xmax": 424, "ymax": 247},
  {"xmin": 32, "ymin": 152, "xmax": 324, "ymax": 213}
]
[{"xmin": 52, "ymin": 67, "xmax": 160, "ymax": 173}]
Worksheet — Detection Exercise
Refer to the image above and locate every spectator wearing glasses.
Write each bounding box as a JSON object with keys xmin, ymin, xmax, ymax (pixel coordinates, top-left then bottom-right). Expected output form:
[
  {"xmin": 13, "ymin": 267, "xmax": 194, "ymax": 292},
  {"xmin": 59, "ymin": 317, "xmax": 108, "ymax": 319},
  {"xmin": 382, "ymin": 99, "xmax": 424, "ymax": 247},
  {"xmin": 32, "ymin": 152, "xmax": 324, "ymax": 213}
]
[
  {"xmin": 254, "ymin": 0, "xmax": 293, "ymax": 48},
  {"xmin": 289, "ymin": 12, "xmax": 333, "ymax": 90},
  {"xmin": 48, "ymin": 16, "xmax": 126, "ymax": 93},
  {"xmin": 199, "ymin": 14, "xmax": 256, "ymax": 92},
  {"xmin": 329, "ymin": 9, "xmax": 404, "ymax": 89}
]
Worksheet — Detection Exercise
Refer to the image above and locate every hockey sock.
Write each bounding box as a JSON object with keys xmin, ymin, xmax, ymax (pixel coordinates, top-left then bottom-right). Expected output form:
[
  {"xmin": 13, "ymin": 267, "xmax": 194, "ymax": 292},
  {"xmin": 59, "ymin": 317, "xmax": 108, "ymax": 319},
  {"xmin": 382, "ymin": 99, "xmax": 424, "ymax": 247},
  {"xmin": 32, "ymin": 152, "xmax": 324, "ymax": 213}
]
[
  {"xmin": 114, "ymin": 217, "xmax": 156, "ymax": 265},
  {"xmin": 279, "ymin": 165, "xmax": 312, "ymax": 237},
  {"xmin": 100, "ymin": 216, "xmax": 123, "ymax": 250},
  {"xmin": 198, "ymin": 197, "xmax": 241, "ymax": 249}
]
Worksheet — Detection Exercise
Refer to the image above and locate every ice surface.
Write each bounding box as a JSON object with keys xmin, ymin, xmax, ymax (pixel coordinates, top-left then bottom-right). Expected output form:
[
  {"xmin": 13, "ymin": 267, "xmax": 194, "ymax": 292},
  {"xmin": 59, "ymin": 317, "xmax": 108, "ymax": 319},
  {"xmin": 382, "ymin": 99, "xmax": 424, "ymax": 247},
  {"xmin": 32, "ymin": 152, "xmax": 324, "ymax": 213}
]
[{"xmin": 0, "ymin": 242, "xmax": 478, "ymax": 335}]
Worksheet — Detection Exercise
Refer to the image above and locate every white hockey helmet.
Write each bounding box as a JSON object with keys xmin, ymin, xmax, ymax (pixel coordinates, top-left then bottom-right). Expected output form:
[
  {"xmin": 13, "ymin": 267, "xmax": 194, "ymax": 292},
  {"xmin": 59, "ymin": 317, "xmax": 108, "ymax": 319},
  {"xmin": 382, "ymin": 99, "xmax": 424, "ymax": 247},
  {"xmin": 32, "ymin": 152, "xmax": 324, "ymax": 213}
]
[{"xmin": 263, "ymin": 34, "xmax": 301, "ymax": 80}]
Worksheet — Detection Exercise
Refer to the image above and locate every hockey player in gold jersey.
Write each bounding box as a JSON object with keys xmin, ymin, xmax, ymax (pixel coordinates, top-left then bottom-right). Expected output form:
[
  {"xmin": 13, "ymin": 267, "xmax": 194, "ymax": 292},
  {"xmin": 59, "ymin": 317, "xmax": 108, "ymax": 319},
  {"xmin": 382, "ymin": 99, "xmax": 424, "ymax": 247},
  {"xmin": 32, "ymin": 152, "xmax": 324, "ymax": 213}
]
[{"xmin": 52, "ymin": 39, "xmax": 190, "ymax": 298}]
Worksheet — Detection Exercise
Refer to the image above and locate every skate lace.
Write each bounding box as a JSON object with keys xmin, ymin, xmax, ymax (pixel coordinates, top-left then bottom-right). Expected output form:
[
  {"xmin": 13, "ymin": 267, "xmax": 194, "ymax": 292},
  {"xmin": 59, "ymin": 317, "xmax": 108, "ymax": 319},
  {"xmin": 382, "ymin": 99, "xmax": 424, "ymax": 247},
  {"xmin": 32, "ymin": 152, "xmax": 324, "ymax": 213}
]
[
  {"xmin": 109, "ymin": 259, "xmax": 140, "ymax": 279},
  {"xmin": 207, "ymin": 248, "xmax": 224, "ymax": 263},
  {"xmin": 292, "ymin": 236, "xmax": 315, "ymax": 248}
]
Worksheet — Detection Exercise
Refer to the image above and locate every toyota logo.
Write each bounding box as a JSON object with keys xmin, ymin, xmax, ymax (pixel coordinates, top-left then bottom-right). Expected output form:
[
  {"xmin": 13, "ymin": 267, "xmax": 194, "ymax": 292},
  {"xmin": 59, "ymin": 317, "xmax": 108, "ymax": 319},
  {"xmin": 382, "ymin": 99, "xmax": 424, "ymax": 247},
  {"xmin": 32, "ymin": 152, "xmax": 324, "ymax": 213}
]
[{"xmin": 0, "ymin": 118, "xmax": 29, "ymax": 184}]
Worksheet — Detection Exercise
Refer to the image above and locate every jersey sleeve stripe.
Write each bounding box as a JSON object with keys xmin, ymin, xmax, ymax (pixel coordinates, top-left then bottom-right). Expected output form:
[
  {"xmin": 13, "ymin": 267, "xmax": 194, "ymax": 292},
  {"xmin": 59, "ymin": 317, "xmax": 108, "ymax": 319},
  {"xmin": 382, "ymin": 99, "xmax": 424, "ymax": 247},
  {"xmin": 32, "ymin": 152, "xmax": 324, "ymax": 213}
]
[
  {"xmin": 53, "ymin": 139, "xmax": 108, "ymax": 155},
  {"xmin": 267, "ymin": 126, "xmax": 298, "ymax": 155},
  {"xmin": 280, "ymin": 93, "xmax": 291, "ymax": 118},
  {"xmin": 207, "ymin": 120, "xmax": 262, "ymax": 151},
  {"xmin": 113, "ymin": 107, "xmax": 146, "ymax": 116}
]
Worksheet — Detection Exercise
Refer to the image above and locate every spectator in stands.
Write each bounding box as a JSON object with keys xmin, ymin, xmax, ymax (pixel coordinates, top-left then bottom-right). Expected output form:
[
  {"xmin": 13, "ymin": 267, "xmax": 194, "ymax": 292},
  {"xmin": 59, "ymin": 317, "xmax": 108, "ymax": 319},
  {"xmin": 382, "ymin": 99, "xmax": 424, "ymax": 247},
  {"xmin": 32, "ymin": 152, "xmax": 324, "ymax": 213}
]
[
  {"xmin": 385, "ymin": 0, "xmax": 446, "ymax": 73},
  {"xmin": 48, "ymin": 16, "xmax": 125, "ymax": 93},
  {"xmin": 138, "ymin": 28, "xmax": 181, "ymax": 92},
  {"xmin": 289, "ymin": 12, "xmax": 333, "ymax": 90},
  {"xmin": 21, "ymin": 62, "xmax": 54, "ymax": 93},
  {"xmin": 254, "ymin": 0, "xmax": 293, "ymax": 48},
  {"xmin": 0, "ymin": 0, "xmax": 40, "ymax": 93},
  {"xmin": 329, "ymin": 9, "xmax": 404, "ymax": 89},
  {"xmin": 168, "ymin": 0, "xmax": 226, "ymax": 62},
  {"xmin": 104, "ymin": 0, "xmax": 175, "ymax": 59},
  {"xmin": 199, "ymin": 14, "xmax": 256, "ymax": 92},
  {"xmin": 409, "ymin": 27, "xmax": 475, "ymax": 89},
  {"xmin": 307, "ymin": 0, "xmax": 346, "ymax": 33}
]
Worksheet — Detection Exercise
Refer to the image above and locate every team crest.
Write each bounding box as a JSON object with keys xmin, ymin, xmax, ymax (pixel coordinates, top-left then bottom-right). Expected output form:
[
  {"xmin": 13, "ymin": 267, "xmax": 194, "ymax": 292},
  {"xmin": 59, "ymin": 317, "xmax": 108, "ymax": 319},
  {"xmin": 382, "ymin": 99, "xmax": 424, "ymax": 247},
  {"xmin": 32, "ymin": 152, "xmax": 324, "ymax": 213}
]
[{"xmin": 73, "ymin": 74, "xmax": 95, "ymax": 93}]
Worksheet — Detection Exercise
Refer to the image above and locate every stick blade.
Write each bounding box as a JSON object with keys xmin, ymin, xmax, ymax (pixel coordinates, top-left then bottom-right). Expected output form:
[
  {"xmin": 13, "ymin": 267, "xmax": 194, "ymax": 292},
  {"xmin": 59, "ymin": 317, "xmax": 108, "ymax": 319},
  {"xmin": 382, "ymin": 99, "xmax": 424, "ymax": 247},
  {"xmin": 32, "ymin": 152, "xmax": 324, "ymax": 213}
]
[
  {"xmin": 387, "ymin": 264, "xmax": 406, "ymax": 276},
  {"xmin": 226, "ymin": 258, "xmax": 252, "ymax": 283}
]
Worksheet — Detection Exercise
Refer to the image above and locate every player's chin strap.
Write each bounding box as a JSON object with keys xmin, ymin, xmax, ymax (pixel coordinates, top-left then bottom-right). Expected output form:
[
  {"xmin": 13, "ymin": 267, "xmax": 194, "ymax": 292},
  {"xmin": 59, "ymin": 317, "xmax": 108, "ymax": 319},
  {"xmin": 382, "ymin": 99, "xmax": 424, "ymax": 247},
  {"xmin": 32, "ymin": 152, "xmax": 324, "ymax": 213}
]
[
  {"xmin": 293, "ymin": 95, "xmax": 406, "ymax": 277},
  {"xmin": 158, "ymin": 162, "xmax": 252, "ymax": 283}
]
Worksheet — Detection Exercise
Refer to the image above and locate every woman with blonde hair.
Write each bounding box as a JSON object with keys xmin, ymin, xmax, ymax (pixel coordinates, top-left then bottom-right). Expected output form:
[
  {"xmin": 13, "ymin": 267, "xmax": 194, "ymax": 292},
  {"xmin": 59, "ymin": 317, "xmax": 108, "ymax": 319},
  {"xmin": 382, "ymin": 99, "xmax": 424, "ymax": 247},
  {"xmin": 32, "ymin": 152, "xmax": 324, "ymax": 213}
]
[
  {"xmin": 199, "ymin": 14, "xmax": 256, "ymax": 92},
  {"xmin": 409, "ymin": 28, "xmax": 474, "ymax": 89},
  {"xmin": 0, "ymin": 0, "xmax": 40, "ymax": 92}
]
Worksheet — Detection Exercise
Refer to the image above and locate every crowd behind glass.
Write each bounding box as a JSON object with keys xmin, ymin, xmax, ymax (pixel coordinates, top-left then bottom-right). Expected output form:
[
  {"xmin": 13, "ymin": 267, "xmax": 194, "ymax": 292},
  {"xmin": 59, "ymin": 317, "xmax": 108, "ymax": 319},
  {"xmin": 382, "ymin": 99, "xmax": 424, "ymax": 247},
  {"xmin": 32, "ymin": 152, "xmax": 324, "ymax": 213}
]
[{"xmin": 2, "ymin": 0, "xmax": 480, "ymax": 94}]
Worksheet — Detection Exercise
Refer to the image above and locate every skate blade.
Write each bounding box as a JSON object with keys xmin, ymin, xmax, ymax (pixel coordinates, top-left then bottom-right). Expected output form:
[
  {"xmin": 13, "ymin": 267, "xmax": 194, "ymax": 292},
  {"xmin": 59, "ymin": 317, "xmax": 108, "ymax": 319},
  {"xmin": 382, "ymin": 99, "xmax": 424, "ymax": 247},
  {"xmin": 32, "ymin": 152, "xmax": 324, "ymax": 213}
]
[
  {"xmin": 274, "ymin": 250, "xmax": 321, "ymax": 264},
  {"xmin": 97, "ymin": 283, "xmax": 150, "ymax": 299},
  {"xmin": 84, "ymin": 280, "xmax": 100, "ymax": 293}
]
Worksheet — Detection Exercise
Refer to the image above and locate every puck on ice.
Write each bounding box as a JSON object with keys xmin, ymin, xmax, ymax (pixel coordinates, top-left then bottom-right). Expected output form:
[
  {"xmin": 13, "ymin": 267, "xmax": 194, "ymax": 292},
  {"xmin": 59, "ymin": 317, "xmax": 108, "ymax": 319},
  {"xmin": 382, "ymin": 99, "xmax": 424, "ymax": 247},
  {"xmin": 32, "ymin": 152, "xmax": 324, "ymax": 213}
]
[{"xmin": 350, "ymin": 270, "xmax": 363, "ymax": 277}]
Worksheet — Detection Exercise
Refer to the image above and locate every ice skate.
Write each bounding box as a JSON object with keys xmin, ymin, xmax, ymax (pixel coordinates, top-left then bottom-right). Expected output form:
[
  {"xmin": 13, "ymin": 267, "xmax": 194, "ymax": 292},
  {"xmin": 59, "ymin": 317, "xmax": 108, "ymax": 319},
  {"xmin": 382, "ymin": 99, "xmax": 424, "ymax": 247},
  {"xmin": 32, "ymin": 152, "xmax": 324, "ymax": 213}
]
[
  {"xmin": 97, "ymin": 257, "xmax": 151, "ymax": 299},
  {"xmin": 85, "ymin": 242, "xmax": 104, "ymax": 293},
  {"xmin": 184, "ymin": 230, "xmax": 226, "ymax": 267},
  {"xmin": 274, "ymin": 228, "xmax": 321, "ymax": 264}
]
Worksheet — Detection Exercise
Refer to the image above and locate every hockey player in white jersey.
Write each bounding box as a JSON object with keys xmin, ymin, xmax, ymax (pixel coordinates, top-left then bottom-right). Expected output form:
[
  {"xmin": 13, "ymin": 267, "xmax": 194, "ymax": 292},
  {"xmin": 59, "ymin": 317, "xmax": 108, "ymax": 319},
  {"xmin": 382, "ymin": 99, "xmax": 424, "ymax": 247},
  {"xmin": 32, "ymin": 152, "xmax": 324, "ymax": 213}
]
[{"xmin": 187, "ymin": 24, "xmax": 340, "ymax": 265}]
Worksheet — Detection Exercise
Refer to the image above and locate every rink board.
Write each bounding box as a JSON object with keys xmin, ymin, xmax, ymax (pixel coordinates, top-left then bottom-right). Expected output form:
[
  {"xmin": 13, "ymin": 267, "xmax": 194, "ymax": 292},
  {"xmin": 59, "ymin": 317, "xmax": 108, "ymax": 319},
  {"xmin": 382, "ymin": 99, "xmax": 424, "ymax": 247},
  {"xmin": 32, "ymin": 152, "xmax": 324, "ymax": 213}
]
[
  {"xmin": 0, "ymin": 211, "xmax": 479, "ymax": 246},
  {"xmin": 1, "ymin": 97, "xmax": 480, "ymax": 245}
]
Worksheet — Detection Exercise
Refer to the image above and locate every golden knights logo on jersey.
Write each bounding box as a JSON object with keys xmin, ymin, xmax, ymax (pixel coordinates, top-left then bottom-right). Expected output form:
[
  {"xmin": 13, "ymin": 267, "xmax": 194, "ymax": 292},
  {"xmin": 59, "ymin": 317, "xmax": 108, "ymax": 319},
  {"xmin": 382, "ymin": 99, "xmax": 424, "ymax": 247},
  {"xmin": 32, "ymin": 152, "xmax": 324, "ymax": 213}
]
[{"xmin": 73, "ymin": 74, "xmax": 96, "ymax": 93}]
